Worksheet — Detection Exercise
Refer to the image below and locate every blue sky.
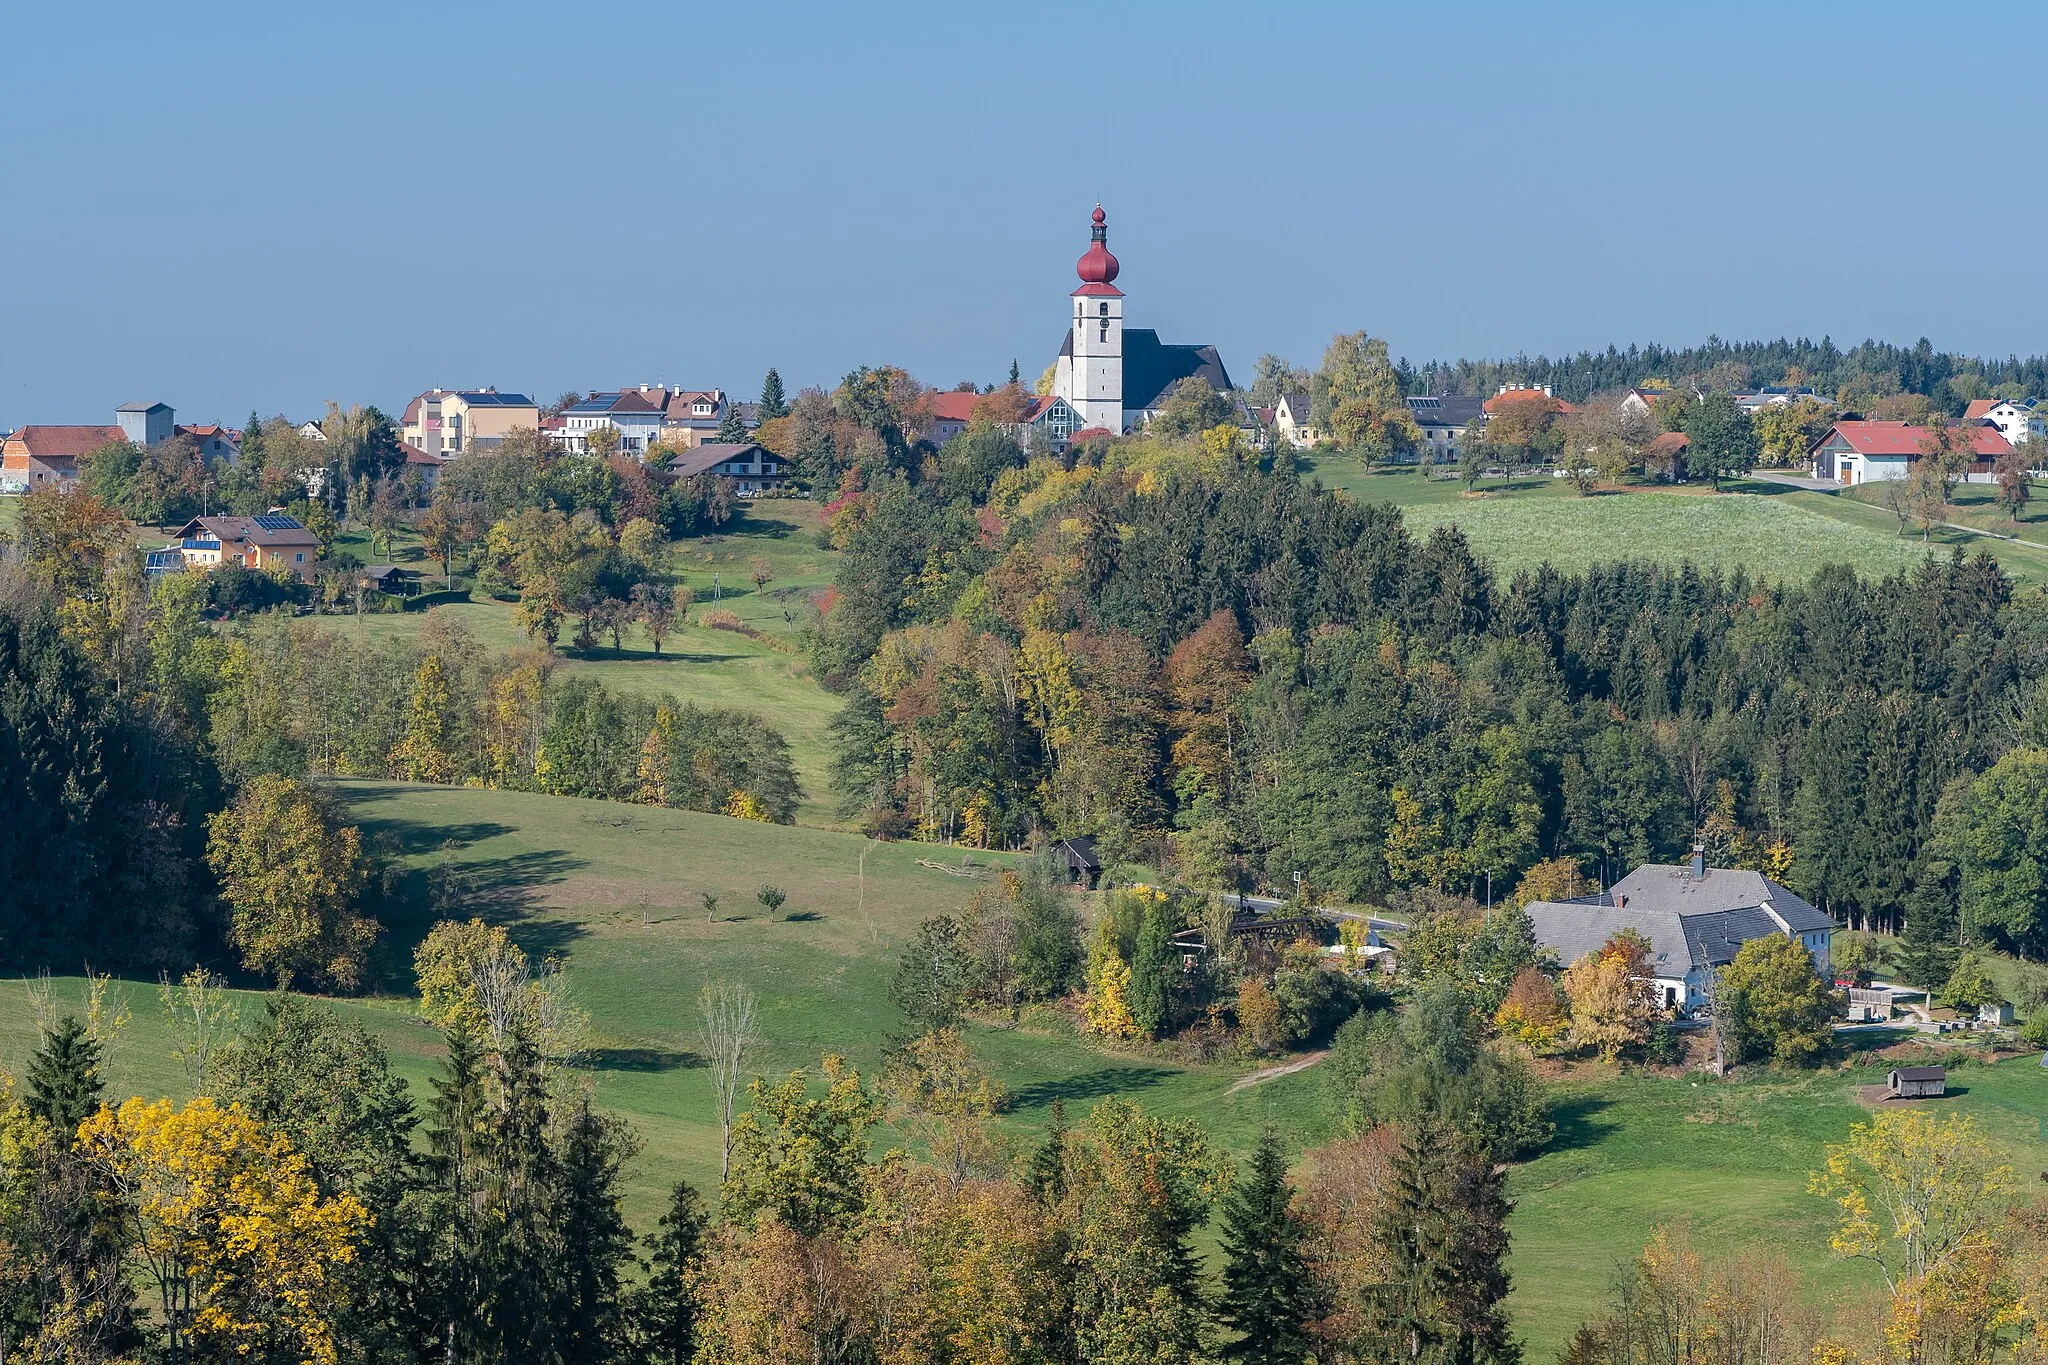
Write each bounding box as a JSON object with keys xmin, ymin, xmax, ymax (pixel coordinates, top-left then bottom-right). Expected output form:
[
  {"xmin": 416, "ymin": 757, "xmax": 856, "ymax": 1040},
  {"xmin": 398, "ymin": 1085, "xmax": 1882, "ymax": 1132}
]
[{"xmin": 3, "ymin": 0, "xmax": 2044, "ymax": 429}]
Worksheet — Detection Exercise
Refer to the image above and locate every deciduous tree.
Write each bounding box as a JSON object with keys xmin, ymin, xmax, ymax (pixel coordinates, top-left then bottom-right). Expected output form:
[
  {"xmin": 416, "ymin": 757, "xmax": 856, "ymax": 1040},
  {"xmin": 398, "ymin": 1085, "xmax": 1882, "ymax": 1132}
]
[{"xmin": 204, "ymin": 774, "xmax": 378, "ymax": 990}]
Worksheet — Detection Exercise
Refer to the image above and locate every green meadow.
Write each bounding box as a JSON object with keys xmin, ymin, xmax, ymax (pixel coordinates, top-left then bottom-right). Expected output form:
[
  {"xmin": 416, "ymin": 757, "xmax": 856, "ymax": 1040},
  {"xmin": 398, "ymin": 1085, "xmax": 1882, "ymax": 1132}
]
[
  {"xmin": 1303, "ymin": 460, "xmax": 2048, "ymax": 587},
  {"xmin": 2, "ymin": 779, "xmax": 2044, "ymax": 1355}
]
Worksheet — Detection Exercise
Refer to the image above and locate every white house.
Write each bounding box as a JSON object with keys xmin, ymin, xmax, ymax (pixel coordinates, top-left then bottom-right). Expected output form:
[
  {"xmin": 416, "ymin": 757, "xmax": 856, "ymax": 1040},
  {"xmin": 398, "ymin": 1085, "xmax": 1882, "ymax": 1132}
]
[
  {"xmin": 1964, "ymin": 397, "xmax": 2041, "ymax": 448},
  {"xmin": 558, "ymin": 389, "xmax": 667, "ymax": 455},
  {"xmin": 1524, "ymin": 857, "xmax": 1834, "ymax": 1015}
]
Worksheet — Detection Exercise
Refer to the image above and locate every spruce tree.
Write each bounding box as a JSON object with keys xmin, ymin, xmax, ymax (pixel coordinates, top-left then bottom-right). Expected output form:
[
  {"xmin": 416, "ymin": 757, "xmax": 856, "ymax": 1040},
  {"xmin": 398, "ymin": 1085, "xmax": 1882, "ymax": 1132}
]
[
  {"xmin": 716, "ymin": 399, "xmax": 748, "ymax": 445},
  {"xmin": 1009, "ymin": 358, "xmax": 1021, "ymax": 386},
  {"xmin": 1361, "ymin": 1115, "xmax": 1520, "ymax": 1365},
  {"xmin": 1217, "ymin": 1131, "xmax": 1312, "ymax": 1365},
  {"xmin": 1128, "ymin": 897, "xmax": 1176, "ymax": 1038},
  {"xmin": 1028, "ymin": 1098, "xmax": 1070, "ymax": 1204},
  {"xmin": 556, "ymin": 1096, "xmax": 636, "ymax": 1362},
  {"xmin": 1898, "ymin": 867, "xmax": 1962, "ymax": 989},
  {"xmin": 26, "ymin": 1015, "xmax": 103, "ymax": 1137},
  {"xmin": 758, "ymin": 368, "xmax": 788, "ymax": 421},
  {"xmin": 632, "ymin": 1180, "xmax": 709, "ymax": 1365},
  {"xmin": 426, "ymin": 1021, "xmax": 486, "ymax": 1363}
]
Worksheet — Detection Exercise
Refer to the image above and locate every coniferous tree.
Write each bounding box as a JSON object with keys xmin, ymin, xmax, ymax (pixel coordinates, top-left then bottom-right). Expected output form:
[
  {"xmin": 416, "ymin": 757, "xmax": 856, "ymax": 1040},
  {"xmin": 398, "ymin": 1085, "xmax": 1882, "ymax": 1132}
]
[
  {"xmin": 716, "ymin": 400, "xmax": 748, "ymax": 445},
  {"xmin": 1008, "ymin": 358, "xmax": 1021, "ymax": 386},
  {"xmin": 1028, "ymin": 1098, "xmax": 1070, "ymax": 1204},
  {"xmin": 758, "ymin": 368, "xmax": 788, "ymax": 421},
  {"xmin": 1217, "ymin": 1132, "xmax": 1312, "ymax": 1365},
  {"xmin": 426, "ymin": 1021, "xmax": 487, "ymax": 1364},
  {"xmin": 26, "ymin": 1015, "xmax": 103, "ymax": 1138},
  {"xmin": 1897, "ymin": 864, "xmax": 1962, "ymax": 989},
  {"xmin": 1128, "ymin": 896, "xmax": 1177, "ymax": 1038},
  {"xmin": 555, "ymin": 1096, "xmax": 638, "ymax": 1362},
  {"xmin": 631, "ymin": 1181, "xmax": 709, "ymax": 1365},
  {"xmin": 1361, "ymin": 1116, "xmax": 1520, "ymax": 1365}
]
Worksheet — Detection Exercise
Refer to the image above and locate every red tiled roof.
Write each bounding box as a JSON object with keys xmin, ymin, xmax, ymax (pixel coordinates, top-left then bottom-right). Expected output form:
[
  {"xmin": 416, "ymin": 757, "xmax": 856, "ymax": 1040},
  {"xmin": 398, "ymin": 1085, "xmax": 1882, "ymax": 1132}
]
[
  {"xmin": 1647, "ymin": 432, "xmax": 1691, "ymax": 456},
  {"xmin": 609, "ymin": 391, "xmax": 662, "ymax": 414},
  {"xmin": 5, "ymin": 424, "xmax": 123, "ymax": 458},
  {"xmin": 1071, "ymin": 426, "xmax": 1116, "ymax": 440},
  {"xmin": 928, "ymin": 392, "xmax": 980, "ymax": 422},
  {"xmin": 1963, "ymin": 399, "xmax": 1998, "ymax": 420},
  {"xmin": 1825, "ymin": 420, "xmax": 2013, "ymax": 458},
  {"xmin": 402, "ymin": 441, "xmax": 446, "ymax": 466},
  {"xmin": 1019, "ymin": 396, "xmax": 1056, "ymax": 422},
  {"xmin": 1483, "ymin": 390, "xmax": 1576, "ymax": 416}
]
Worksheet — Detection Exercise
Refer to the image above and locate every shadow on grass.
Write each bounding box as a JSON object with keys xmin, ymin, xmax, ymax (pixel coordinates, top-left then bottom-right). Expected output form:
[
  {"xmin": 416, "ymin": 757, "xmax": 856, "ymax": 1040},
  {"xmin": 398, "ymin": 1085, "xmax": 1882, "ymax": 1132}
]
[
  {"xmin": 558, "ymin": 646, "xmax": 743, "ymax": 665},
  {"xmin": 1009, "ymin": 1066, "xmax": 1179, "ymax": 1112},
  {"xmin": 1838, "ymin": 1027, "xmax": 1917, "ymax": 1057},
  {"xmin": 582, "ymin": 1047, "xmax": 707, "ymax": 1073},
  {"xmin": 783, "ymin": 911, "xmax": 823, "ymax": 923},
  {"xmin": 1546, "ymin": 1095, "xmax": 1619, "ymax": 1153}
]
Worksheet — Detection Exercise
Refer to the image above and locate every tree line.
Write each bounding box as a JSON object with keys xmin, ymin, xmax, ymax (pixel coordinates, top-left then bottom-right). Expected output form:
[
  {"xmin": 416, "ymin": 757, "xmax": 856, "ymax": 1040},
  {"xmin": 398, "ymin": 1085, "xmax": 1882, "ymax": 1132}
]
[
  {"xmin": 0, "ymin": 495, "xmax": 801, "ymax": 979},
  {"xmin": 810, "ymin": 420, "xmax": 2048, "ymax": 958}
]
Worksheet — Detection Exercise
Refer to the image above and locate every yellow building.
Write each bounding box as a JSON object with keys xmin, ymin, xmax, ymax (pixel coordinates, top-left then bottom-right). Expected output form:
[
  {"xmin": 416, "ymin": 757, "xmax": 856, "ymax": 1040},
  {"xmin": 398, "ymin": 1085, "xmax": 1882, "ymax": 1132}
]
[{"xmin": 400, "ymin": 389, "xmax": 539, "ymax": 455}]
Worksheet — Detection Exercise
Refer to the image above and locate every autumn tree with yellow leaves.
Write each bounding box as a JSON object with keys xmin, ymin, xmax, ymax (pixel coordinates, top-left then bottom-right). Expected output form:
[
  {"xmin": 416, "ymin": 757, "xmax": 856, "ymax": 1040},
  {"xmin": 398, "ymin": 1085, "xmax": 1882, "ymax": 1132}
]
[{"xmin": 77, "ymin": 1097, "xmax": 367, "ymax": 1365}]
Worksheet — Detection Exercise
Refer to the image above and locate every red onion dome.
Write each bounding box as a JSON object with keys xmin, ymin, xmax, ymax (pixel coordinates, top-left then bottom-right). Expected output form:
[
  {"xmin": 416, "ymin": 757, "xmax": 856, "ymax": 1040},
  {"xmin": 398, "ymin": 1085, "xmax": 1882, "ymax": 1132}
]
[{"xmin": 1076, "ymin": 204, "xmax": 1119, "ymax": 285}]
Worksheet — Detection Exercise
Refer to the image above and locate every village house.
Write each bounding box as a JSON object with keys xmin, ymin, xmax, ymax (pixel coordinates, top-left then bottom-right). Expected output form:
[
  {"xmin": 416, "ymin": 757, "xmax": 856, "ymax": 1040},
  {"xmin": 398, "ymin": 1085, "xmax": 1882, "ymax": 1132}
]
[
  {"xmin": 555, "ymin": 389, "xmax": 667, "ymax": 455},
  {"xmin": 657, "ymin": 442, "xmax": 790, "ymax": 495},
  {"xmin": 1963, "ymin": 397, "xmax": 2041, "ymax": 448},
  {"xmin": 1274, "ymin": 391, "xmax": 1321, "ymax": 450},
  {"xmin": 925, "ymin": 390, "xmax": 1081, "ymax": 453},
  {"xmin": 1405, "ymin": 394, "xmax": 1488, "ymax": 460},
  {"xmin": 1524, "ymin": 854, "xmax": 1833, "ymax": 1016},
  {"xmin": 1809, "ymin": 419, "xmax": 2012, "ymax": 485},
  {"xmin": 167, "ymin": 513, "xmax": 322, "ymax": 581},
  {"xmin": 1, "ymin": 424, "xmax": 115, "ymax": 491},
  {"xmin": 401, "ymin": 389, "xmax": 540, "ymax": 455}
]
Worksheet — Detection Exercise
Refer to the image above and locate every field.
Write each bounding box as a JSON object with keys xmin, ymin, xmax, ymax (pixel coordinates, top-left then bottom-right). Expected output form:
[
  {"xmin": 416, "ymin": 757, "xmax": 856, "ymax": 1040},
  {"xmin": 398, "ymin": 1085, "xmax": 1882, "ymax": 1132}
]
[
  {"xmin": 333, "ymin": 500, "xmax": 850, "ymax": 825},
  {"xmin": 1305, "ymin": 460, "xmax": 2048, "ymax": 586},
  {"xmin": 2, "ymin": 779, "xmax": 2045, "ymax": 1354}
]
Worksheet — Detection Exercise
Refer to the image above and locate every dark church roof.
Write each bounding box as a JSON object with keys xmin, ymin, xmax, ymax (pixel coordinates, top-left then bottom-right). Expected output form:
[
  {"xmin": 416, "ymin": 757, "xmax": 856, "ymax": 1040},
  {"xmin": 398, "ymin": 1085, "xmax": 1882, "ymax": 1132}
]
[{"xmin": 1056, "ymin": 328, "xmax": 1234, "ymax": 414}]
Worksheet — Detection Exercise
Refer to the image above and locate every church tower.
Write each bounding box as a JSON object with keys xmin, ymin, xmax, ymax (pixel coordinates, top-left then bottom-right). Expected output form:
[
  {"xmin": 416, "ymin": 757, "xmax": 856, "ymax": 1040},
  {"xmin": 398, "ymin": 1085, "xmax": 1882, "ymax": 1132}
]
[{"xmin": 1062, "ymin": 205, "xmax": 1124, "ymax": 432}]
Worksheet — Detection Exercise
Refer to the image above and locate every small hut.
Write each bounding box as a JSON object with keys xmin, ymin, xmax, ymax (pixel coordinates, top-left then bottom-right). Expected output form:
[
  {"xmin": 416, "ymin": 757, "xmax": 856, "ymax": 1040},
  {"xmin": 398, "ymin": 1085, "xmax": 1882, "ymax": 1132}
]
[
  {"xmin": 1887, "ymin": 1065, "xmax": 1946, "ymax": 1099},
  {"xmin": 1054, "ymin": 836, "xmax": 1101, "ymax": 889}
]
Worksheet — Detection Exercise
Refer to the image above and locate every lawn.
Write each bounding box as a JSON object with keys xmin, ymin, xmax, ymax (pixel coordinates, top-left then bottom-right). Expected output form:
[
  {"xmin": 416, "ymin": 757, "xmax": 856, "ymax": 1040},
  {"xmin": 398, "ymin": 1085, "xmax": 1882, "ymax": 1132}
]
[
  {"xmin": 0, "ymin": 780, "xmax": 1339, "ymax": 1230},
  {"xmin": 2, "ymin": 779, "xmax": 2043, "ymax": 1355},
  {"xmin": 1301, "ymin": 460, "xmax": 2048, "ymax": 586},
  {"xmin": 329, "ymin": 500, "xmax": 850, "ymax": 825}
]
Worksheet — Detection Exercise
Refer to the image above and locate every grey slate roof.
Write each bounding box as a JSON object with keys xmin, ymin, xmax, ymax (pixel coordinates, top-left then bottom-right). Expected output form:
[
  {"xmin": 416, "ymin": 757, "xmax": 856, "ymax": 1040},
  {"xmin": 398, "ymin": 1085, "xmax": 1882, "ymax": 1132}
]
[
  {"xmin": 1525, "ymin": 864, "xmax": 1833, "ymax": 977},
  {"xmin": 1053, "ymin": 328, "xmax": 1234, "ymax": 414},
  {"xmin": 1406, "ymin": 395, "xmax": 1488, "ymax": 428},
  {"xmin": 1124, "ymin": 330, "xmax": 1233, "ymax": 411},
  {"xmin": 1608, "ymin": 865, "xmax": 1832, "ymax": 933}
]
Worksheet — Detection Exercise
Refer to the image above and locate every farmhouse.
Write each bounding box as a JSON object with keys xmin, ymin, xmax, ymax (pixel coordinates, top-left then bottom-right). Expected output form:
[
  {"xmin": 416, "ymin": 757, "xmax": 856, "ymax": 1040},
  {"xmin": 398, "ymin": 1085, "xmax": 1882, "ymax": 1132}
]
[{"xmin": 1525, "ymin": 855, "xmax": 1833, "ymax": 1015}]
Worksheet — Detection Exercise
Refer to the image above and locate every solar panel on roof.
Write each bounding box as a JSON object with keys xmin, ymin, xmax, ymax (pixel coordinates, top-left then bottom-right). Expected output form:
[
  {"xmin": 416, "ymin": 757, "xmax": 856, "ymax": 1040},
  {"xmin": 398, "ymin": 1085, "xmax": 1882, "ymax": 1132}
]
[{"xmin": 252, "ymin": 514, "xmax": 303, "ymax": 531}]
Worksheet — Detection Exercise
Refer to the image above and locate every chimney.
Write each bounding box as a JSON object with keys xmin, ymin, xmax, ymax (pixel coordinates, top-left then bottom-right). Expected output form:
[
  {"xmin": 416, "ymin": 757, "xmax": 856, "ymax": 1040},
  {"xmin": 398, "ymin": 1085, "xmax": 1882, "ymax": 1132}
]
[{"xmin": 1690, "ymin": 846, "xmax": 1706, "ymax": 880}]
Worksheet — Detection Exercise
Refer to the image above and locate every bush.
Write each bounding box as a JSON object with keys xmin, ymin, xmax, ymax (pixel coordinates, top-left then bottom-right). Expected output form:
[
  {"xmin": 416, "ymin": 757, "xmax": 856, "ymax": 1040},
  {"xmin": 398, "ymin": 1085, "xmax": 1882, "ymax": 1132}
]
[{"xmin": 405, "ymin": 588, "xmax": 472, "ymax": 611}]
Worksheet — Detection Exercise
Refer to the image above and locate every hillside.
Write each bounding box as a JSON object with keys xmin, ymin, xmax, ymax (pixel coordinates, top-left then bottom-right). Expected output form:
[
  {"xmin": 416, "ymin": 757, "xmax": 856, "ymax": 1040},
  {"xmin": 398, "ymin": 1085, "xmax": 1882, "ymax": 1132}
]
[{"xmin": 2, "ymin": 780, "xmax": 2044, "ymax": 1353}]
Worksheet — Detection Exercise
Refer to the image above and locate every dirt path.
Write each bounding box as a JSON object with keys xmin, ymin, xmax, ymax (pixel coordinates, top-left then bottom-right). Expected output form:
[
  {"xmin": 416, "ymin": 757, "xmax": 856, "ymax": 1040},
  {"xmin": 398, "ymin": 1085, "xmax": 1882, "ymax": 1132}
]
[{"xmin": 1228, "ymin": 1049, "xmax": 1330, "ymax": 1093}]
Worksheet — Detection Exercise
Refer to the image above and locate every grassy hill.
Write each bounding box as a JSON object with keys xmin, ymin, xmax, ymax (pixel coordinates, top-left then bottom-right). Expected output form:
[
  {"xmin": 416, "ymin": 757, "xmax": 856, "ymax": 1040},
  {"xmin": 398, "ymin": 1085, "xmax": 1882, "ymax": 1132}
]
[
  {"xmin": 1304, "ymin": 461, "xmax": 2048, "ymax": 586},
  {"xmin": 0, "ymin": 779, "xmax": 2044, "ymax": 1354},
  {"xmin": 330, "ymin": 501, "xmax": 850, "ymax": 825}
]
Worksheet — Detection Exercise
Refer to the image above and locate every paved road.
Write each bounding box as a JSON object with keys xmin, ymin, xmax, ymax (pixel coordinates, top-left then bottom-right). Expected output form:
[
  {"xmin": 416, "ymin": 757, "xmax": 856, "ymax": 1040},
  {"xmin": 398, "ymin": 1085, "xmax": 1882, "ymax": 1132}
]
[
  {"xmin": 1751, "ymin": 470, "xmax": 1840, "ymax": 492},
  {"xmin": 1229, "ymin": 893, "xmax": 1409, "ymax": 932}
]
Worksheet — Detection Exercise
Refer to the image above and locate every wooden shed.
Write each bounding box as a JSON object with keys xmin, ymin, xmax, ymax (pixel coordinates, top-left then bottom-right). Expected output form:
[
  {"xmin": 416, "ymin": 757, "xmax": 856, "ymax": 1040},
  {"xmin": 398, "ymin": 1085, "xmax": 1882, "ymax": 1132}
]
[
  {"xmin": 1888, "ymin": 1065, "xmax": 1946, "ymax": 1099},
  {"xmin": 1054, "ymin": 836, "xmax": 1101, "ymax": 889}
]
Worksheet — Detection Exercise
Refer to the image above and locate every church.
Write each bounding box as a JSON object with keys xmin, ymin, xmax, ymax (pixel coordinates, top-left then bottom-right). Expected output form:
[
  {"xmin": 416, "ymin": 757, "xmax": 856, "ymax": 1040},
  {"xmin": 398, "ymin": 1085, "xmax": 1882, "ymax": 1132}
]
[{"xmin": 1050, "ymin": 206, "xmax": 1233, "ymax": 435}]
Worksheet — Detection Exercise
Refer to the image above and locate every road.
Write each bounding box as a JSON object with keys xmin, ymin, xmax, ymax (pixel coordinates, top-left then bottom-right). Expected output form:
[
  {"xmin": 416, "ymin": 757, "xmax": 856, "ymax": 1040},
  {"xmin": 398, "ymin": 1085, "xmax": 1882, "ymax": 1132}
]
[{"xmin": 1229, "ymin": 893, "xmax": 1409, "ymax": 932}]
